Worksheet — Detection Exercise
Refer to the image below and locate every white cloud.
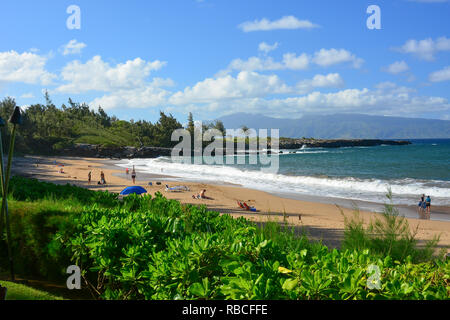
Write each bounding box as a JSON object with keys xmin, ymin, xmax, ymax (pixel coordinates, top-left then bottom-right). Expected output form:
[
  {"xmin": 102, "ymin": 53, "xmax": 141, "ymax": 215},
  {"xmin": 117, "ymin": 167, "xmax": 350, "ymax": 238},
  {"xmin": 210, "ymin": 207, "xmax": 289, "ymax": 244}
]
[
  {"xmin": 374, "ymin": 82, "xmax": 416, "ymax": 95},
  {"xmin": 169, "ymin": 71, "xmax": 291, "ymax": 105},
  {"xmin": 225, "ymin": 53, "xmax": 310, "ymax": 72},
  {"xmin": 312, "ymin": 48, "xmax": 364, "ymax": 68},
  {"xmin": 20, "ymin": 93, "xmax": 35, "ymax": 99},
  {"xmin": 375, "ymin": 81, "xmax": 397, "ymax": 90},
  {"xmin": 62, "ymin": 39, "xmax": 87, "ymax": 55},
  {"xmin": 90, "ymin": 86, "xmax": 171, "ymax": 110},
  {"xmin": 171, "ymin": 79, "xmax": 449, "ymax": 118},
  {"xmin": 222, "ymin": 53, "xmax": 310, "ymax": 73},
  {"xmin": 383, "ymin": 61, "xmax": 410, "ymax": 74},
  {"xmin": 297, "ymin": 73, "xmax": 344, "ymax": 93},
  {"xmin": 75, "ymin": 57, "xmax": 448, "ymax": 117},
  {"xmin": 224, "ymin": 48, "xmax": 362, "ymax": 74},
  {"xmin": 149, "ymin": 77, "xmax": 175, "ymax": 87},
  {"xmin": 282, "ymin": 53, "xmax": 310, "ymax": 70},
  {"xmin": 226, "ymin": 56, "xmax": 284, "ymax": 72},
  {"xmin": 396, "ymin": 36, "xmax": 450, "ymax": 61},
  {"xmin": 166, "ymin": 65, "xmax": 450, "ymax": 118},
  {"xmin": 239, "ymin": 16, "xmax": 319, "ymax": 32},
  {"xmin": 258, "ymin": 42, "xmax": 279, "ymax": 54},
  {"xmin": 429, "ymin": 66, "xmax": 450, "ymax": 82},
  {"xmin": 56, "ymin": 55, "xmax": 166, "ymax": 93},
  {"xmin": 0, "ymin": 50, "xmax": 56, "ymax": 85},
  {"xmin": 274, "ymin": 88, "xmax": 447, "ymax": 116}
]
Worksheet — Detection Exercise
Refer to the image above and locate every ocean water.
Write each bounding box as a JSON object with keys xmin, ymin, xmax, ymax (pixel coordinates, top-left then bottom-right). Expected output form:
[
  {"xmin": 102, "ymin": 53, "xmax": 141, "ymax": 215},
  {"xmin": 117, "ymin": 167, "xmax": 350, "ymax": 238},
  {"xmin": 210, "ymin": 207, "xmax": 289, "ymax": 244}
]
[{"xmin": 117, "ymin": 139, "xmax": 450, "ymax": 207}]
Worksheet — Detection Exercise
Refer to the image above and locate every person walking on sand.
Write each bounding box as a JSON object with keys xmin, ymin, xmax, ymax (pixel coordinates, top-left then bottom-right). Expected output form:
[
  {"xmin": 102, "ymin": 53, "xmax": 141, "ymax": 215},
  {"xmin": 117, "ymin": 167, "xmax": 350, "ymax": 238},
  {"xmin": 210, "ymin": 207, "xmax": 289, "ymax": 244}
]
[
  {"xmin": 88, "ymin": 171, "xmax": 92, "ymax": 184},
  {"xmin": 131, "ymin": 166, "xmax": 136, "ymax": 184}
]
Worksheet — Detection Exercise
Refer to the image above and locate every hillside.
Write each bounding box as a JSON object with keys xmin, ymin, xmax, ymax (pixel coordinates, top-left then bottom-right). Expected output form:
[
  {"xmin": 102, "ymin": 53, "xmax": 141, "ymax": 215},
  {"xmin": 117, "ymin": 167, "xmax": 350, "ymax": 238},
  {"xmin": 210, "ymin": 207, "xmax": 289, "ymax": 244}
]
[
  {"xmin": 0, "ymin": 97, "xmax": 183, "ymax": 155},
  {"xmin": 218, "ymin": 113, "xmax": 450, "ymax": 139}
]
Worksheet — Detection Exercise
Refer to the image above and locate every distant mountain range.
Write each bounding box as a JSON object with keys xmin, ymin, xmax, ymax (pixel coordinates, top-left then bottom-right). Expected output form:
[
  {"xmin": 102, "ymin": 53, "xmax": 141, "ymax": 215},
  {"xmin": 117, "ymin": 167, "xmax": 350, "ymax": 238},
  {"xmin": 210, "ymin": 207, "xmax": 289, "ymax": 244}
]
[{"xmin": 216, "ymin": 113, "xmax": 450, "ymax": 139}]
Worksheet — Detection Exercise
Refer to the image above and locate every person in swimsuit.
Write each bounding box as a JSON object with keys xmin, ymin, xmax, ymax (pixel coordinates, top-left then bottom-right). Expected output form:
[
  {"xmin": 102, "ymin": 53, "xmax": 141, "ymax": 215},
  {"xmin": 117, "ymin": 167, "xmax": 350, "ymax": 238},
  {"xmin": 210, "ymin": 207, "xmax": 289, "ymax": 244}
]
[
  {"xmin": 100, "ymin": 171, "xmax": 106, "ymax": 184},
  {"xmin": 131, "ymin": 166, "xmax": 136, "ymax": 184},
  {"xmin": 418, "ymin": 194, "xmax": 425, "ymax": 215},
  {"xmin": 425, "ymin": 195, "xmax": 431, "ymax": 216},
  {"xmin": 192, "ymin": 189, "xmax": 213, "ymax": 200}
]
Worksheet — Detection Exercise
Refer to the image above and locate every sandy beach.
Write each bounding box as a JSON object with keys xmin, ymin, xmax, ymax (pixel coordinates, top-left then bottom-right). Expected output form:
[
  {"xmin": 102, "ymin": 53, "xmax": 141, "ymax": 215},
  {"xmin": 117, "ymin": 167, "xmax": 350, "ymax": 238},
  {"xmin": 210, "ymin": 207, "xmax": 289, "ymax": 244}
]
[{"xmin": 11, "ymin": 155, "xmax": 450, "ymax": 252}]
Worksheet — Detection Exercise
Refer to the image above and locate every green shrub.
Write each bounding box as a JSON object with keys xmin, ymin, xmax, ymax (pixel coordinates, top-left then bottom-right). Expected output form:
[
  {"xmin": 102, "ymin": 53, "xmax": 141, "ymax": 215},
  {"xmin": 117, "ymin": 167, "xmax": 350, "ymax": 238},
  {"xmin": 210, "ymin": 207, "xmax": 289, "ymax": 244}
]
[
  {"xmin": 1, "ymin": 200, "xmax": 78, "ymax": 279},
  {"xmin": 341, "ymin": 190, "xmax": 442, "ymax": 263},
  {"xmin": 1, "ymin": 178, "xmax": 448, "ymax": 300},
  {"xmin": 8, "ymin": 176, "xmax": 119, "ymax": 207}
]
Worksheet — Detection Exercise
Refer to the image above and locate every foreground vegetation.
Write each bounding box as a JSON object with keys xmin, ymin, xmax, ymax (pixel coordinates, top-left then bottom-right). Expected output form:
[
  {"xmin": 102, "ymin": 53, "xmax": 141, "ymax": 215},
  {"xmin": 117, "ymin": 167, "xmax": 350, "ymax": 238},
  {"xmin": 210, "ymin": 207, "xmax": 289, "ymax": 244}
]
[
  {"xmin": 0, "ymin": 177, "xmax": 448, "ymax": 300},
  {"xmin": 0, "ymin": 280, "xmax": 62, "ymax": 300}
]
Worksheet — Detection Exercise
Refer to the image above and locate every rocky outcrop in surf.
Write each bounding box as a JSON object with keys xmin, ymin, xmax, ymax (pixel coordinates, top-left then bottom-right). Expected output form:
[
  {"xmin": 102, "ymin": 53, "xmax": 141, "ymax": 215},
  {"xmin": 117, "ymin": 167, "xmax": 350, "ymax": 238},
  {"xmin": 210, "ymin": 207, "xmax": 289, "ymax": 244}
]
[
  {"xmin": 59, "ymin": 139, "xmax": 411, "ymax": 159},
  {"xmin": 277, "ymin": 138, "xmax": 411, "ymax": 149},
  {"xmin": 60, "ymin": 144, "xmax": 172, "ymax": 159}
]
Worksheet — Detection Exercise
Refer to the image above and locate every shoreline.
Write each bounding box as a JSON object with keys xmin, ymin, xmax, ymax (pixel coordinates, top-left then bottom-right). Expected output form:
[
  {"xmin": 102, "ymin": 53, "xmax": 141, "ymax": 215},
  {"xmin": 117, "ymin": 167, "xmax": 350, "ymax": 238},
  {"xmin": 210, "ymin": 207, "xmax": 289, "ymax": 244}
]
[
  {"xmin": 11, "ymin": 155, "xmax": 450, "ymax": 252},
  {"xmin": 110, "ymin": 157, "xmax": 450, "ymax": 222}
]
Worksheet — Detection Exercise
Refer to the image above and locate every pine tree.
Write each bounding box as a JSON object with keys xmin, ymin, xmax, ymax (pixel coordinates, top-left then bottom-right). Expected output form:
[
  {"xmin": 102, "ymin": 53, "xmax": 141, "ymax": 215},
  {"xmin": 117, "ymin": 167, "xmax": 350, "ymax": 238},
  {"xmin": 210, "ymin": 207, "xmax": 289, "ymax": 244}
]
[{"xmin": 187, "ymin": 112, "xmax": 195, "ymax": 138}]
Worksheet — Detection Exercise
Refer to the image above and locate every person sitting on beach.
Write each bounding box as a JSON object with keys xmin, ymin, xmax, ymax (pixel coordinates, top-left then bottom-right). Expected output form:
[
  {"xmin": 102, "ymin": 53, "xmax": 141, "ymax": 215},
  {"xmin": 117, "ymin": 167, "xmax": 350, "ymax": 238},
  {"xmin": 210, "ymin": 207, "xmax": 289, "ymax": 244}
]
[
  {"xmin": 237, "ymin": 200, "xmax": 257, "ymax": 212},
  {"xmin": 192, "ymin": 189, "xmax": 213, "ymax": 200}
]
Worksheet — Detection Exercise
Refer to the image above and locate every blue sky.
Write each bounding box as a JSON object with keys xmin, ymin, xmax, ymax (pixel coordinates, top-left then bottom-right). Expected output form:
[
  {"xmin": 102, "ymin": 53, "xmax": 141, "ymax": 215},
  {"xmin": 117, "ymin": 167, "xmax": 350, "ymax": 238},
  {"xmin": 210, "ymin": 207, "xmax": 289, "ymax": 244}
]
[{"xmin": 0, "ymin": 0, "xmax": 449, "ymax": 123}]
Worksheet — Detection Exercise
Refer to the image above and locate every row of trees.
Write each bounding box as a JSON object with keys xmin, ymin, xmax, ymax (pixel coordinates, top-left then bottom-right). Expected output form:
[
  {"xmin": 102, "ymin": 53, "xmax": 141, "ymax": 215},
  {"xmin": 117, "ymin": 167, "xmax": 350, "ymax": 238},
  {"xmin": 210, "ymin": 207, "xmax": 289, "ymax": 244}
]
[
  {"xmin": 0, "ymin": 95, "xmax": 217, "ymax": 154},
  {"xmin": 186, "ymin": 112, "xmax": 226, "ymax": 138}
]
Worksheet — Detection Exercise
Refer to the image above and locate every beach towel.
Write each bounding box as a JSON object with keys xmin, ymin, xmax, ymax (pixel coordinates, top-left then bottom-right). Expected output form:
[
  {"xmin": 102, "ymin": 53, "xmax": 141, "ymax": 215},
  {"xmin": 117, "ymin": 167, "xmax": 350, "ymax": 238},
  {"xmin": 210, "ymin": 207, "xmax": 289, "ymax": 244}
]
[{"xmin": 165, "ymin": 184, "xmax": 190, "ymax": 192}]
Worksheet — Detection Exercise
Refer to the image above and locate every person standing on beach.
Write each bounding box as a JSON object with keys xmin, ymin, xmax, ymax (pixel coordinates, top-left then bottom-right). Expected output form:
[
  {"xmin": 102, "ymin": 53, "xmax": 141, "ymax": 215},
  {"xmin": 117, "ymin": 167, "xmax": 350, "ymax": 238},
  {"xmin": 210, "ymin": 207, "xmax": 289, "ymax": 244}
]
[
  {"xmin": 426, "ymin": 195, "xmax": 431, "ymax": 216},
  {"xmin": 418, "ymin": 194, "xmax": 425, "ymax": 215},
  {"xmin": 88, "ymin": 171, "xmax": 92, "ymax": 184},
  {"xmin": 131, "ymin": 166, "xmax": 136, "ymax": 184},
  {"xmin": 100, "ymin": 171, "xmax": 106, "ymax": 185}
]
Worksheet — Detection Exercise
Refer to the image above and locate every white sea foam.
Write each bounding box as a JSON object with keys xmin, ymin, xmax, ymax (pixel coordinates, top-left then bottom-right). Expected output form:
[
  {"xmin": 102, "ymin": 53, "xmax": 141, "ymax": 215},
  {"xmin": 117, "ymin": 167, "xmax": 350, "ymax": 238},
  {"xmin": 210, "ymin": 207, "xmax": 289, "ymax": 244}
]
[{"xmin": 117, "ymin": 157, "xmax": 450, "ymax": 206}]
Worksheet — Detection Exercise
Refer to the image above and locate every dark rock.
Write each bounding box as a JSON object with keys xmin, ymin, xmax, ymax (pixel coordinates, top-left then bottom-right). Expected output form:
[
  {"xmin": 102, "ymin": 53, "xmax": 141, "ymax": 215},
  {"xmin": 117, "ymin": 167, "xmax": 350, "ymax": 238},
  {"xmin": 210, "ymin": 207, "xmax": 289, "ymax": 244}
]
[
  {"xmin": 59, "ymin": 139, "xmax": 411, "ymax": 159},
  {"xmin": 276, "ymin": 139, "xmax": 411, "ymax": 149},
  {"xmin": 61, "ymin": 144, "xmax": 173, "ymax": 159}
]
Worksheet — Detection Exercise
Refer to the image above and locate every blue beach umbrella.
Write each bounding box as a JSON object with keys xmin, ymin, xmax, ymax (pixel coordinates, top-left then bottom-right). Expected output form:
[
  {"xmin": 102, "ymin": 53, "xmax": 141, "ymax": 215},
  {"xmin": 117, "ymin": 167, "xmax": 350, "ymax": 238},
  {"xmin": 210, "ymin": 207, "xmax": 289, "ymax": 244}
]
[{"xmin": 120, "ymin": 186, "xmax": 147, "ymax": 195}]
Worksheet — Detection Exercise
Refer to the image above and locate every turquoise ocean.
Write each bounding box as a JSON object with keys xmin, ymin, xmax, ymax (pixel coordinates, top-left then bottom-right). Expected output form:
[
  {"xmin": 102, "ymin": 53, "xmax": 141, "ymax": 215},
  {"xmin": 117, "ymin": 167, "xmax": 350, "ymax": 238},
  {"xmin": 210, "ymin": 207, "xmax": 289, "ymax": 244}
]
[{"xmin": 118, "ymin": 139, "xmax": 450, "ymax": 216}]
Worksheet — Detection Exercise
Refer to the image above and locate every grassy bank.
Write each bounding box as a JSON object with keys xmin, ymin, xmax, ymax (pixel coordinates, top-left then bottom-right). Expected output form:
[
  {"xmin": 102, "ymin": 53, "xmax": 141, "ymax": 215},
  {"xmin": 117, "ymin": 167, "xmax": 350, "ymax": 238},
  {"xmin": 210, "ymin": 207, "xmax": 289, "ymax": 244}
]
[
  {"xmin": 0, "ymin": 280, "xmax": 63, "ymax": 300},
  {"xmin": 0, "ymin": 176, "xmax": 448, "ymax": 300}
]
